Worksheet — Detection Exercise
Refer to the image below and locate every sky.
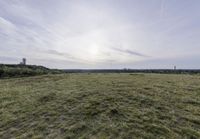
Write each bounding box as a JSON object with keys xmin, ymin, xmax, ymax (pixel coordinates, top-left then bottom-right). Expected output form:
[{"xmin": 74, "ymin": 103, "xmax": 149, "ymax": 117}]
[{"xmin": 0, "ymin": 0, "xmax": 200, "ymax": 69}]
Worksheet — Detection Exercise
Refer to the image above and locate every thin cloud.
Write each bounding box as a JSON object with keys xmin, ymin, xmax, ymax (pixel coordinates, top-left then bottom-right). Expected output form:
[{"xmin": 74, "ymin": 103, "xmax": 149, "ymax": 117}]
[
  {"xmin": 46, "ymin": 49, "xmax": 69, "ymax": 56},
  {"xmin": 160, "ymin": 0, "xmax": 166, "ymax": 18},
  {"xmin": 112, "ymin": 47, "xmax": 149, "ymax": 58},
  {"xmin": 44, "ymin": 49, "xmax": 94, "ymax": 64}
]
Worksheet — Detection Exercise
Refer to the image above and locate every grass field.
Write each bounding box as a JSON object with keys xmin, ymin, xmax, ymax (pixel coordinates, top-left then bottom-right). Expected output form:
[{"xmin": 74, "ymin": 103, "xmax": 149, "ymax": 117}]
[{"xmin": 0, "ymin": 73, "xmax": 200, "ymax": 139}]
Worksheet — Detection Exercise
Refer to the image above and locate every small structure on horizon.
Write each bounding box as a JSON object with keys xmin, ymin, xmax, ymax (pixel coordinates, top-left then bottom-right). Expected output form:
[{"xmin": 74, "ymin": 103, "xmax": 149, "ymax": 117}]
[
  {"xmin": 174, "ymin": 66, "xmax": 176, "ymax": 70},
  {"xmin": 19, "ymin": 58, "xmax": 26, "ymax": 65}
]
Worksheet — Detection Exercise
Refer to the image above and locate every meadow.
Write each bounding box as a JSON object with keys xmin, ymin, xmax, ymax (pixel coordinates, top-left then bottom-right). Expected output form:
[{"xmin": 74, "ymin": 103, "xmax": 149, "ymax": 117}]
[{"xmin": 0, "ymin": 73, "xmax": 200, "ymax": 139}]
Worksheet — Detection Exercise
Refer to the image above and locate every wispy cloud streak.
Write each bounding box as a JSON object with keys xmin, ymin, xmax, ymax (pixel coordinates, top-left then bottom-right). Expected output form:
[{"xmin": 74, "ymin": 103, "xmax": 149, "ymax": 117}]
[{"xmin": 112, "ymin": 47, "xmax": 149, "ymax": 57}]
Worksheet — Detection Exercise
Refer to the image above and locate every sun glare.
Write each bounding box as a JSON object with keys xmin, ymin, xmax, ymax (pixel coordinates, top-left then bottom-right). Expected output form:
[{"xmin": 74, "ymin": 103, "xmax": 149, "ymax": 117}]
[{"xmin": 89, "ymin": 46, "xmax": 99, "ymax": 56}]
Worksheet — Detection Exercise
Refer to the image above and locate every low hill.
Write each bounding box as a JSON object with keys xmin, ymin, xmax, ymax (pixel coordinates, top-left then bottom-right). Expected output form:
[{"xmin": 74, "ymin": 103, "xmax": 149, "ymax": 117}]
[{"xmin": 0, "ymin": 64, "xmax": 62, "ymax": 78}]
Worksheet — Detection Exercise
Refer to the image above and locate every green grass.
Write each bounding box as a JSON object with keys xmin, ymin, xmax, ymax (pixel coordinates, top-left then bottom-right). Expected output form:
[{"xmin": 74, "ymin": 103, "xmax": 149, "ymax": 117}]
[{"xmin": 0, "ymin": 73, "xmax": 200, "ymax": 139}]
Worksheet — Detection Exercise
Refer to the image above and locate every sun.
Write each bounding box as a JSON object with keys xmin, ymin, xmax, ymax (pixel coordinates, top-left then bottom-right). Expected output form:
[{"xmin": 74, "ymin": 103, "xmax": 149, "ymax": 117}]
[{"xmin": 88, "ymin": 46, "xmax": 99, "ymax": 56}]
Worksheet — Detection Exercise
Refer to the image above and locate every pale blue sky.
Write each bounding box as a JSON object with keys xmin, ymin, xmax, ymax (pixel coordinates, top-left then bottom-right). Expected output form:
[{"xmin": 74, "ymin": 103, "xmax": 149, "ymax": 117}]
[{"xmin": 0, "ymin": 0, "xmax": 200, "ymax": 69}]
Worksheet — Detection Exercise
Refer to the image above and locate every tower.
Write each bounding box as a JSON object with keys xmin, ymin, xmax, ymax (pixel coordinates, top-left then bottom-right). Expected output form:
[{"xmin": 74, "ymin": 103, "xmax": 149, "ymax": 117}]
[
  {"xmin": 22, "ymin": 58, "xmax": 26, "ymax": 65},
  {"xmin": 174, "ymin": 66, "xmax": 176, "ymax": 70},
  {"xmin": 20, "ymin": 58, "xmax": 26, "ymax": 65}
]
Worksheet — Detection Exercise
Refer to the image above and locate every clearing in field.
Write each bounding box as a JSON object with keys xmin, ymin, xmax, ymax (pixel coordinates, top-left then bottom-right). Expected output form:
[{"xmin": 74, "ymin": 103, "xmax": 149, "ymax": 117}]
[{"xmin": 0, "ymin": 73, "xmax": 200, "ymax": 138}]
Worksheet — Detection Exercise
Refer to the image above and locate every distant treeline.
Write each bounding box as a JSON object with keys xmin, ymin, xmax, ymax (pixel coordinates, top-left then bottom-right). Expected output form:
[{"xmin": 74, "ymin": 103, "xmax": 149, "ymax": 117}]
[
  {"xmin": 1, "ymin": 64, "xmax": 200, "ymax": 78},
  {"xmin": 63, "ymin": 69, "xmax": 200, "ymax": 74},
  {"xmin": 0, "ymin": 64, "xmax": 63, "ymax": 78}
]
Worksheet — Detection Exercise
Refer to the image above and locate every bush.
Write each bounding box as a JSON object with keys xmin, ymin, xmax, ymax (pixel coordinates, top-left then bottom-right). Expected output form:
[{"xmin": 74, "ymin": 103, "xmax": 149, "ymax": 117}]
[{"xmin": 0, "ymin": 64, "xmax": 63, "ymax": 78}]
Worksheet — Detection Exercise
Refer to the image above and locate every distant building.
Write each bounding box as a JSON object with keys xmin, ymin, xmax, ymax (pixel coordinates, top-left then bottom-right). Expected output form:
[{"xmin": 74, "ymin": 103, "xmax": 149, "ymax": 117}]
[
  {"xmin": 19, "ymin": 58, "xmax": 26, "ymax": 65},
  {"xmin": 174, "ymin": 66, "xmax": 176, "ymax": 70}
]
